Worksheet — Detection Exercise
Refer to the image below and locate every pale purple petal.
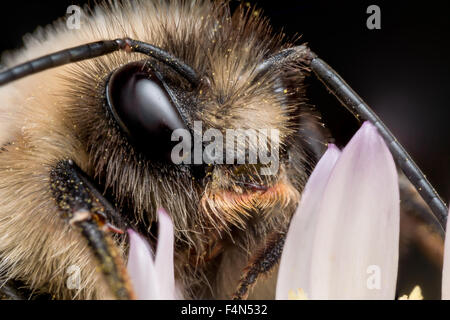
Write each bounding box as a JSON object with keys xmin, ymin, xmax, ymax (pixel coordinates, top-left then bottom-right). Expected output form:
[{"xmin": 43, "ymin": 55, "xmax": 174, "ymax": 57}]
[
  {"xmin": 277, "ymin": 122, "xmax": 400, "ymax": 300},
  {"xmin": 310, "ymin": 122, "xmax": 399, "ymax": 299},
  {"xmin": 441, "ymin": 207, "xmax": 450, "ymax": 299},
  {"xmin": 127, "ymin": 229, "xmax": 159, "ymax": 299},
  {"xmin": 127, "ymin": 209, "xmax": 178, "ymax": 300},
  {"xmin": 276, "ymin": 144, "xmax": 341, "ymax": 299},
  {"xmin": 155, "ymin": 208, "xmax": 176, "ymax": 299}
]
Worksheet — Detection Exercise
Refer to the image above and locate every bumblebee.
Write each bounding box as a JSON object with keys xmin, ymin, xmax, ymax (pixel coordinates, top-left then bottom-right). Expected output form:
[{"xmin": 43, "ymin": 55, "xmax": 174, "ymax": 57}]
[{"xmin": 0, "ymin": 0, "xmax": 446, "ymax": 299}]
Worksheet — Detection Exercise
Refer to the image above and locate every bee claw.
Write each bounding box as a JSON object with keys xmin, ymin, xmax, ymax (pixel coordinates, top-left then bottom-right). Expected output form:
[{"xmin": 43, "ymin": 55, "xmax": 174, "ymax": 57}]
[
  {"xmin": 103, "ymin": 222, "xmax": 125, "ymax": 234},
  {"xmin": 69, "ymin": 209, "xmax": 92, "ymax": 227}
]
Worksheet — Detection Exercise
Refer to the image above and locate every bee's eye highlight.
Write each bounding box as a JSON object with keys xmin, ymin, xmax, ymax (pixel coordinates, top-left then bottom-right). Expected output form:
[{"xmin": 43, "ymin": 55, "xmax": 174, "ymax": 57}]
[{"xmin": 106, "ymin": 61, "xmax": 187, "ymax": 161}]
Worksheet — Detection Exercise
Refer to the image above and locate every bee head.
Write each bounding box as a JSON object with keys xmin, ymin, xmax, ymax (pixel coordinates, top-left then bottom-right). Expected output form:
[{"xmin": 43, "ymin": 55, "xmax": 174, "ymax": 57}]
[{"xmin": 56, "ymin": 1, "xmax": 315, "ymax": 262}]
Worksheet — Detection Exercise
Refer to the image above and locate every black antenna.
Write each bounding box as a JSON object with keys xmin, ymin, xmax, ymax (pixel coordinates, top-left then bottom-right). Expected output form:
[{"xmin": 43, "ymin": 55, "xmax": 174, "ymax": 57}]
[
  {"xmin": 256, "ymin": 46, "xmax": 448, "ymax": 231},
  {"xmin": 309, "ymin": 56, "xmax": 448, "ymax": 230},
  {"xmin": 0, "ymin": 40, "xmax": 120, "ymax": 85},
  {"xmin": 1, "ymin": 39, "xmax": 446, "ymax": 229},
  {"xmin": 0, "ymin": 38, "xmax": 200, "ymax": 86},
  {"xmin": 125, "ymin": 39, "xmax": 199, "ymax": 86}
]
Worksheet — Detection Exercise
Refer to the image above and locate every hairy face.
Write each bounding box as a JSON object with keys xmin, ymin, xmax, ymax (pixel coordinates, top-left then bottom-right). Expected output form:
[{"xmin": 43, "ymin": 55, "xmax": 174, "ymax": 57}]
[{"xmin": 60, "ymin": 0, "xmax": 317, "ymax": 260}]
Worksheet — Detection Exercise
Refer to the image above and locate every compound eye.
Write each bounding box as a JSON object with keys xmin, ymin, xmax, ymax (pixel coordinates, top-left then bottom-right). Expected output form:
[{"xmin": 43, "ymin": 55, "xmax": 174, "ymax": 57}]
[{"xmin": 106, "ymin": 61, "xmax": 187, "ymax": 161}]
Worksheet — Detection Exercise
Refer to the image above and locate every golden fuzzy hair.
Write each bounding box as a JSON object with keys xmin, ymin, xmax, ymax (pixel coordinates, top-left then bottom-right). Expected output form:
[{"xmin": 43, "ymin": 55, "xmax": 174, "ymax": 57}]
[{"xmin": 0, "ymin": 0, "xmax": 317, "ymax": 299}]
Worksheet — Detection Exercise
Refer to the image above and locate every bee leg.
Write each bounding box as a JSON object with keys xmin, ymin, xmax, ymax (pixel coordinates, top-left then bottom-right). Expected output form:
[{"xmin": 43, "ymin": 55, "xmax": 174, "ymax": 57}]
[
  {"xmin": 49, "ymin": 160, "xmax": 135, "ymax": 300},
  {"xmin": 397, "ymin": 174, "xmax": 444, "ymax": 298},
  {"xmin": 0, "ymin": 279, "xmax": 52, "ymax": 300},
  {"xmin": 0, "ymin": 280, "xmax": 29, "ymax": 300},
  {"xmin": 232, "ymin": 232, "xmax": 285, "ymax": 300}
]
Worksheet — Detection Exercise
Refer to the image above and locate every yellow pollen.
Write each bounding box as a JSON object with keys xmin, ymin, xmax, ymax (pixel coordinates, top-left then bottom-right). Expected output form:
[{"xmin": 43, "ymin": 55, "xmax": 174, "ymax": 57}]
[
  {"xmin": 288, "ymin": 288, "xmax": 308, "ymax": 300},
  {"xmin": 398, "ymin": 285, "xmax": 423, "ymax": 300}
]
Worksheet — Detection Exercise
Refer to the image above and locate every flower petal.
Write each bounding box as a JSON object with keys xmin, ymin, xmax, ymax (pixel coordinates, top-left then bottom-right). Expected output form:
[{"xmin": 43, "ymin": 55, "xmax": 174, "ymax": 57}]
[
  {"xmin": 277, "ymin": 121, "xmax": 400, "ymax": 300},
  {"xmin": 155, "ymin": 208, "xmax": 176, "ymax": 299},
  {"xmin": 441, "ymin": 207, "xmax": 450, "ymax": 299},
  {"xmin": 276, "ymin": 144, "xmax": 341, "ymax": 299},
  {"xmin": 127, "ymin": 209, "xmax": 178, "ymax": 300},
  {"xmin": 127, "ymin": 229, "xmax": 159, "ymax": 299},
  {"xmin": 309, "ymin": 122, "xmax": 399, "ymax": 299}
]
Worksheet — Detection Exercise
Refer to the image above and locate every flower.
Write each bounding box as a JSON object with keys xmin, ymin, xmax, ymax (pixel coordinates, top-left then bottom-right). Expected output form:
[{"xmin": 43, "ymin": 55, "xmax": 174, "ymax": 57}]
[
  {"xmin": 127, "ymin": 208, "xmax": 178, "ymax": 299},
  {"xmin": 276, "ymin": 122, "xmax": 400, "ymax": 299}
]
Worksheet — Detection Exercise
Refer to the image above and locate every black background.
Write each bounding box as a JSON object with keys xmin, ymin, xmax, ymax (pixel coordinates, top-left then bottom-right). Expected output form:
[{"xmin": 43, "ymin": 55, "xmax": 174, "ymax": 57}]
[{"xmin": 0, "ymin": 0, "xmax": 449, "ymax": 202}]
